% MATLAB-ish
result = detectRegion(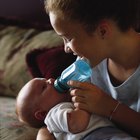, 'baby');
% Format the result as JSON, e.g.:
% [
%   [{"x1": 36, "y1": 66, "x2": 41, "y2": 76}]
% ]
[{"x1": 16, "y1": 78, "x2": 135, "y2": 140}]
